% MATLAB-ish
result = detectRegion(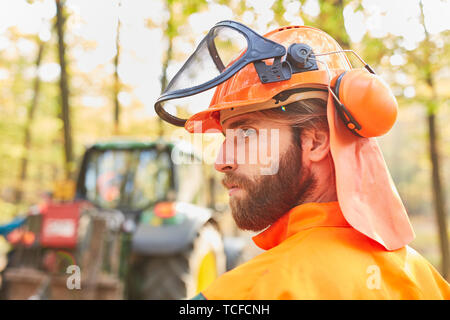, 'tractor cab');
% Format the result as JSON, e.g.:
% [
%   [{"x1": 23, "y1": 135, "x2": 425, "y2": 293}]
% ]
[{"x1": 77, "y1": 140, "x2": 204, "y2": 216}]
